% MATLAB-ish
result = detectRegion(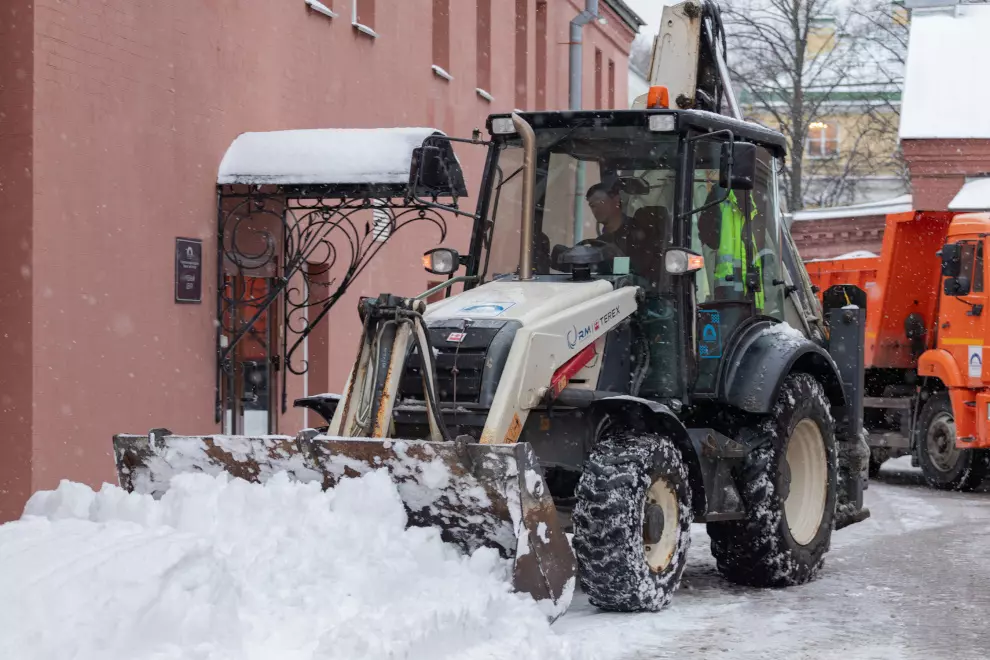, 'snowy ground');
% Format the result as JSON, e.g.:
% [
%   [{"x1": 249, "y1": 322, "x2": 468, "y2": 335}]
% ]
[
  {"x1": 3, "y1": 456, "x2": 989, "y2": 660},
  {"x1": 557, "y1": 456, "x2": 990, "y2": 659}
]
